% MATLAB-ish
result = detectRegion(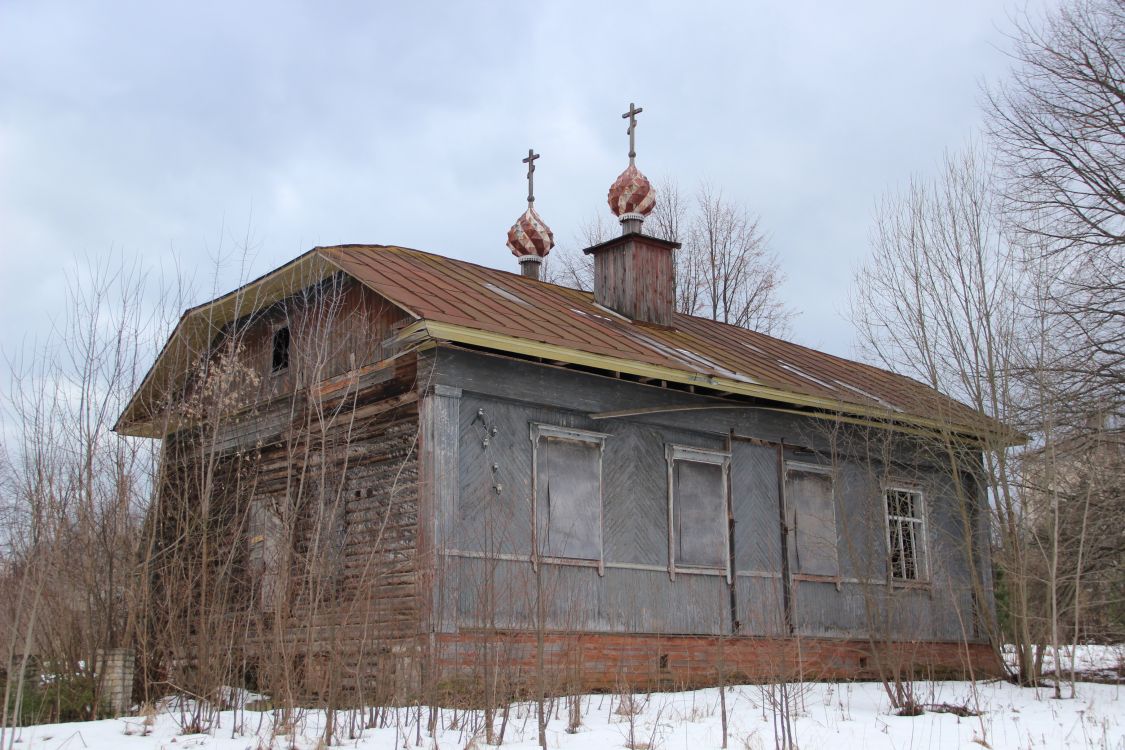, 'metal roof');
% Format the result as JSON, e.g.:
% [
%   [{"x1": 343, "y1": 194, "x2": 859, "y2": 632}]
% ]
[
  {"x1": 116, "y1": 243, "x2": 1010, "y2": 441},
  {"x1": 320, "y1": 245, "x2": 1003, "y2": 439}
]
